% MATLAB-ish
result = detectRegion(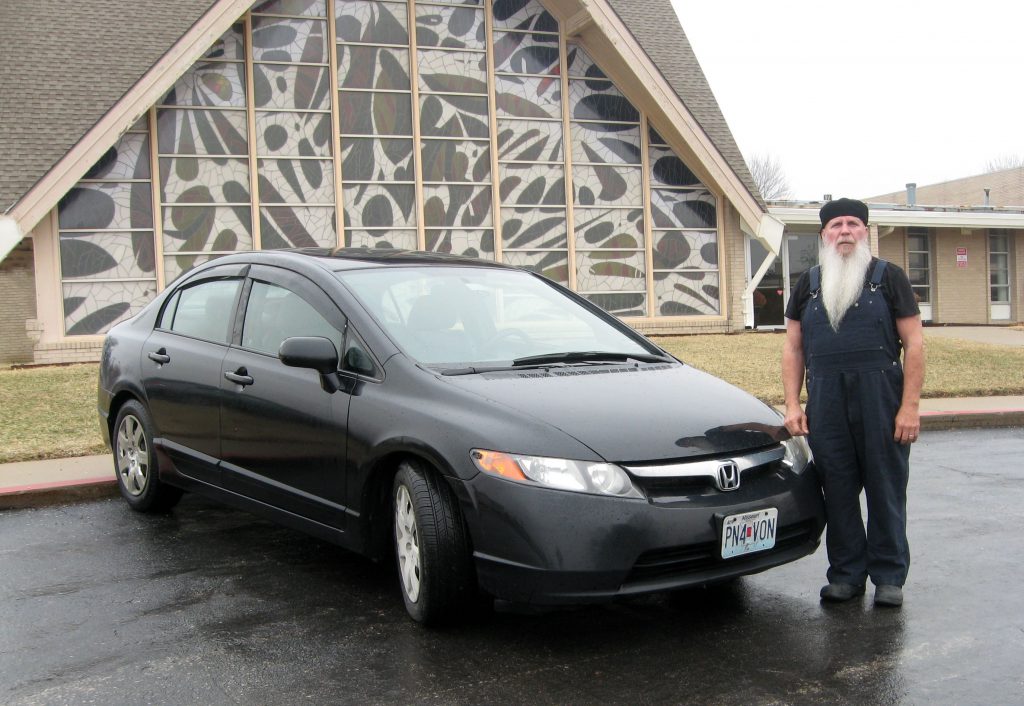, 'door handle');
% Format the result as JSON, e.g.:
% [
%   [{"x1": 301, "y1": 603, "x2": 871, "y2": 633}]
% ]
[
  {"x1": 147, "y1": 349, "x2": 170, "y2": 364},
  {"x1": 224, "y1": 369, "x2": 254, "y2": 387}
]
